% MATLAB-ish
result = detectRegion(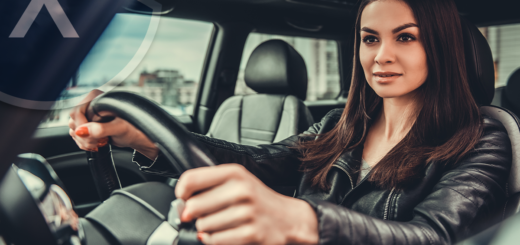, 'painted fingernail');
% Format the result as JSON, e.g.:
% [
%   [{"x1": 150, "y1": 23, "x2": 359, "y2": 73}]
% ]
[
  {"x1": 199, "y1": 232, "x2": 210, "y2": 243},
  {"x1": 97, "y1": 137, "x2": 109, "y2": 147},
  {"x1": 75, "y1": 126, "x2": 89, "y2": 137},
  {"x1": 181, "y1": 211, "x2": 191, "y2": 222}
]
